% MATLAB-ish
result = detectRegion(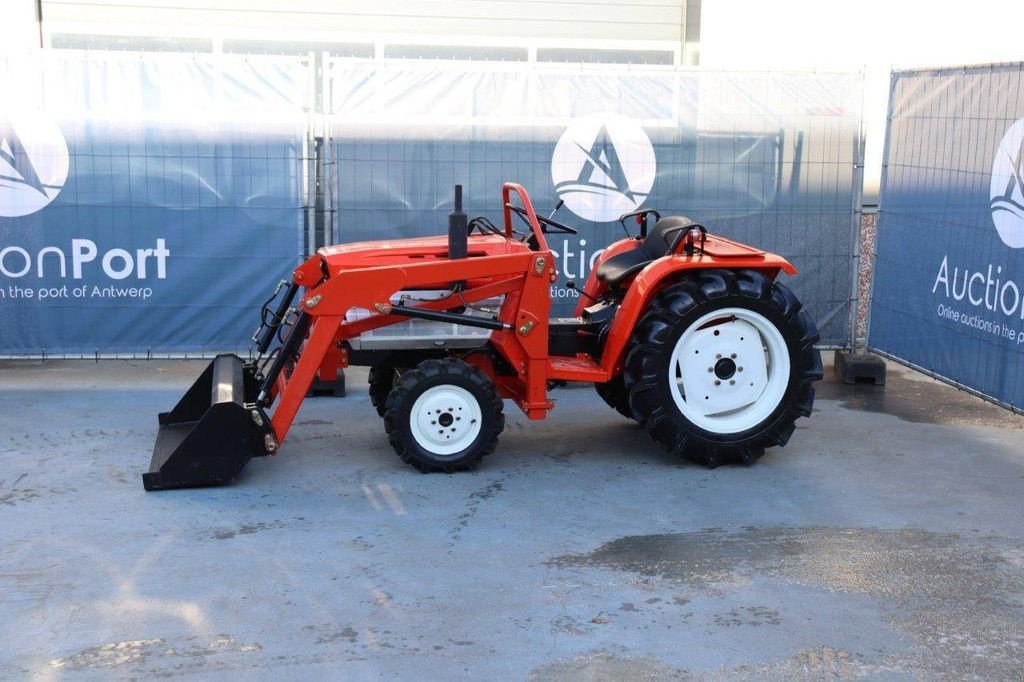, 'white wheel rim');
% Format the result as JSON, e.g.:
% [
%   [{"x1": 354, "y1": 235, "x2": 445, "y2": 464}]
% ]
[
  {"x1": 409, "y1": 385, "x2": 483, "y2": 456},
  {"x1": 667, "y1": 307, "x2": 791, "y2": 435}
]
